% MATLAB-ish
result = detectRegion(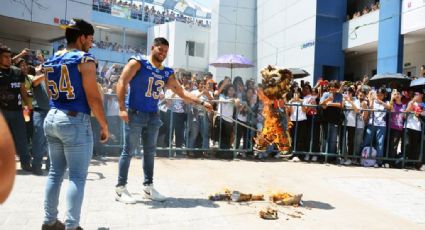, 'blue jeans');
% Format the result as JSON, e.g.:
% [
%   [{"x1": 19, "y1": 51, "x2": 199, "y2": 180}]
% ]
[
  {"x1": 362, "y1": 125, "x2": 386, "y2": 160},
  {"x1": 43, "y1": 109, "x2": 93, "y2": 229},
  {"x1": 322, "y1": 123, "x2": 339, "y2": 154},
  {"x1": 32, "y1": 110, "x2": 49, "y2": 170},
  {"x1": 189, "y1": 114, "x2": 209, "y2": 149},
  {"x1": 117, "y1": 109, "x2": 163, "y2": 186},
  {"x1": 2, "y1": 110, "x2": 30, "y2": 165}
]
